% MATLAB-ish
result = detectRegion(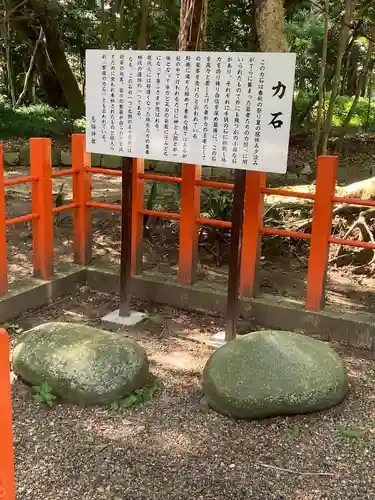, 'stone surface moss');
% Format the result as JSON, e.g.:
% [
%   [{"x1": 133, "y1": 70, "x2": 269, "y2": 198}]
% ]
[
  {"x1": 202, "y1": 330, "x2": 348, "y2": 420},
  {"x1": 13, "y1": 322, "x2": 149, "y2": 405}
]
